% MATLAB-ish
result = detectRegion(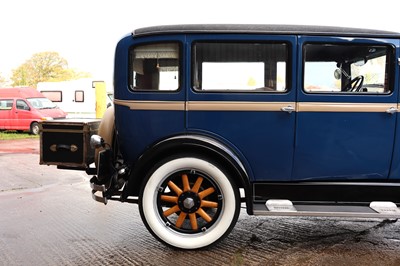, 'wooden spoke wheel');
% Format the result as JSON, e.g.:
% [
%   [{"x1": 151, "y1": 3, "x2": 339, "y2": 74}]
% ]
[
  {"x1": 158, "y1": 171, "x2": 222, "y2": 233},
  {"x1": 139, "y1": 156, "x2": 240, "y2": 250}
]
